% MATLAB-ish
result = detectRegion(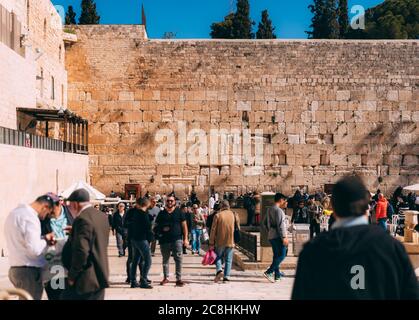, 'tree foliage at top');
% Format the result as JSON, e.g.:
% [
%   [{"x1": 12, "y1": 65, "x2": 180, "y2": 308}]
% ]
[
  {"x1": 210, "y1": 0, "x2": 254, "y2": 39},
  {"x1": 210, "y1": 13, "x2": 235, "y2": 39},
  {"x1": 256, "y1": 10, "x2": 277, "y2": 39},
  {"x1": 232, "y1": 0, "x2": 255, "y2": 38},
  {"x1": 338, "y1": 0, "x2": 349, "y2": 37},
  {"x1": 306, "y1": 0, "x2": 340, "y2": 39},
  {"x1": 79, "y1": 0, "x2": 100, "y2": 25},
  {"x1": 347, "y1": 0, "x2": 419, "y2": 39},
  {"x1": 65, "y1": 5, "x2": 77, "y2": 25}
]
